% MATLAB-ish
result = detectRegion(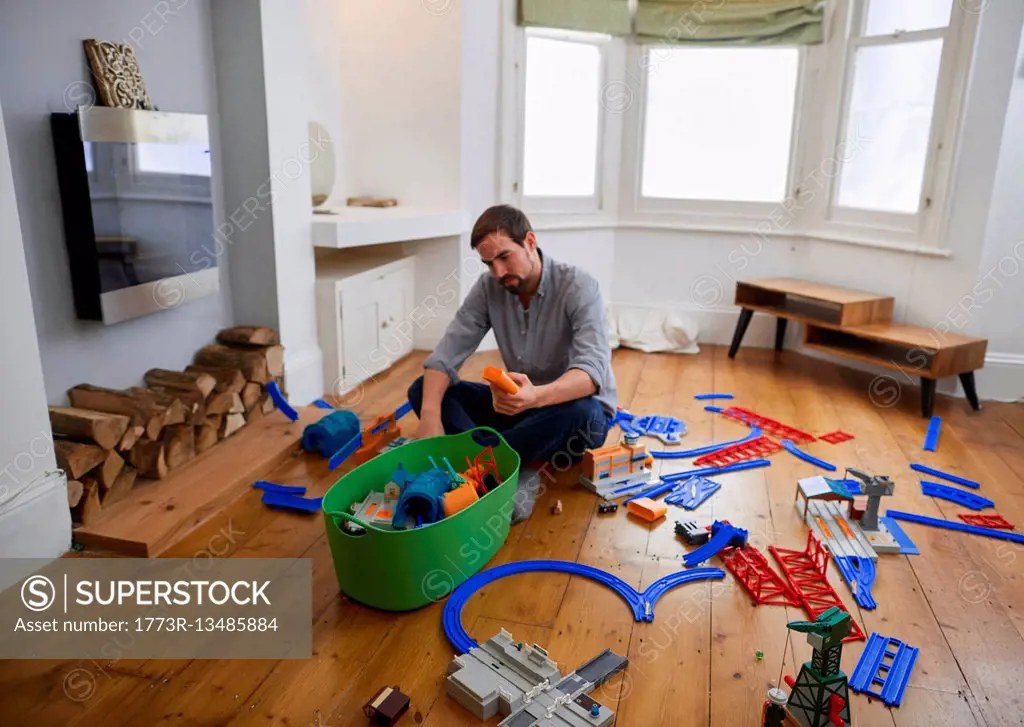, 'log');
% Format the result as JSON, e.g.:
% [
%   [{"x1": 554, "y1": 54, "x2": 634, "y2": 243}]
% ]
[
  {"x1": 195, "y1": 416, "x2": 222, "y2": 453},
  {"x1": 216, "y1": 325, "x2": 279, "y2": 346},
  {"x1": 96, "y1": 450, "x2": 125, "y2": 491},
  {"x1": 101, "y1": 466, "x2": 137, "y2": 507},
  {"x1": 54, "y1": 440, "x2": 108, "y2": 480},
  {"x1": 148, "y1": 385, "x2": 206, "y2": 425},
  {"x1": 118, "y1": 425, "x2": 144, "y2": 453},
  {"x1": 184, "y1": 365, "x2": 245, "y2": 395},
  {"x1": 144, "y1": 368, "x2": 216, "y2": 398},
  {"x1": 130, "y1": 387, "x2": 186, "y2": 429},
  {"x1": 67, "y1": 480, "x2": 84, "y2": 508},
  {"x1": 245, "y1": 404, "x2": 265, "y2": 425},
  {"x1": 48, "y1": 406, "x2": 129, "y2": 450},
  {"x1": 130, "y1": 440, "x2": 168, "y2": 479},
  {"x1": 220, "y1": 413, "x2": 246, "y2": 439},
  {"x1": 72, "y1": 477, "x2": 102, "y2": 525},
  {"x1": 67, "y1": 384, "x2": 157, "y2": 434},
  {"x1": 241, "y1": 382, "x2": 262, "y2": 413},
  {"x1": 205, "y1": 390, "x2": 235, "y2": 415},
  {"x1": 228, "y1": 392, "x2": 245, "y2": 415},
  {"x1": 260, "y1": 345, "x2": 285, "y2": 378},
  {"x1": 162, "y1": 425, "x2": 195, "y2": 470},
  {"x1": 262, "y1": 393, "x2": 275, "y2": 414},
  {"x1": 194, "y1": 344, "x2": 270, "y2": 384}
]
